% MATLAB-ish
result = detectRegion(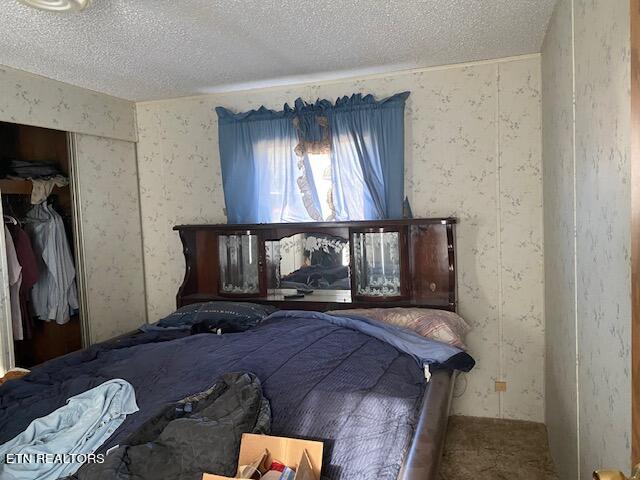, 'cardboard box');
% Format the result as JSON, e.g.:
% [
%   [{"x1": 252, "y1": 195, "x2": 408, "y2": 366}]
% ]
[{"x1": 203, "y1": 433, "x2": 323, "y2": 480}]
